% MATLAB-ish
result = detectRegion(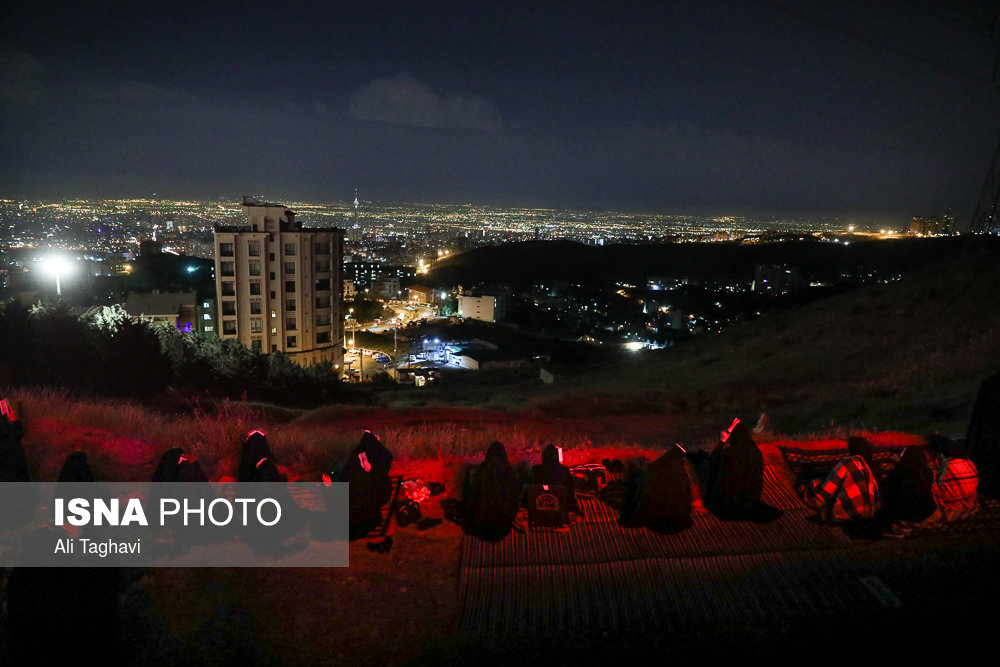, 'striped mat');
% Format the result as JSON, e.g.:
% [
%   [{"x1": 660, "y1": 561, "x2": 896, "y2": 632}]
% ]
[
  {"x1": 459, "y1": 549, "x2": 883, "y2": 636},
  {"x1": 458, "y1": 466, "x2": 870, "y2": 636}
]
